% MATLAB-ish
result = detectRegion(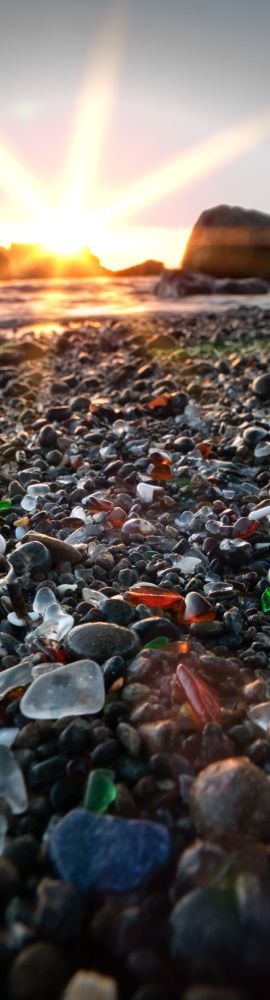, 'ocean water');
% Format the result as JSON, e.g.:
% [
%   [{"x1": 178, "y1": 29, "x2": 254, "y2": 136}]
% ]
[{"x1": 0, "y1": 276, "x2": 270, "y2": 329}]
